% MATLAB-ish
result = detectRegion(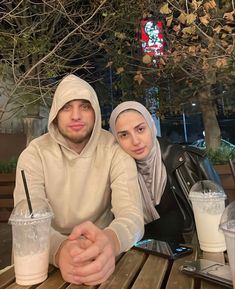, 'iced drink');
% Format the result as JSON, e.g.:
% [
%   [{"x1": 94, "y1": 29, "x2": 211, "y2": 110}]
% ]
[
  {"x1": 9, "y1": 198, "x2": 53, "y2": 285},
  {"x1": 189, "y1": 180, "x2": 226, "y2": 252},
  {"x1": 220, "y1": 202, "x2": 235, "y2": 288}
]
